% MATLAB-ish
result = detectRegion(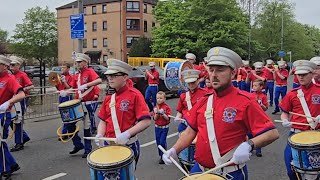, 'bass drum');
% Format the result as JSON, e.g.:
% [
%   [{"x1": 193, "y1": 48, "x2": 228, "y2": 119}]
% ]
[{"x1": 164, "y1": 61, "x2": 194, "y2": 91}]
